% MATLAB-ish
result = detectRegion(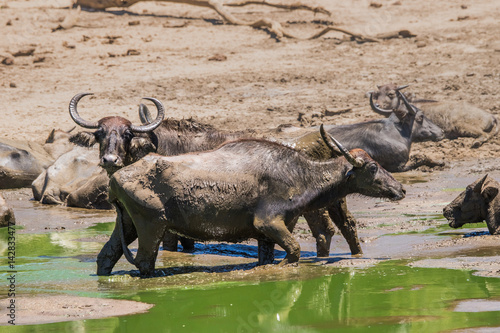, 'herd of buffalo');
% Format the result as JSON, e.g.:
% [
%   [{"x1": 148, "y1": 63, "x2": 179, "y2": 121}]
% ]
[{"x1": 1, "y1": 84, "x2": 498, "y2": 277}]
